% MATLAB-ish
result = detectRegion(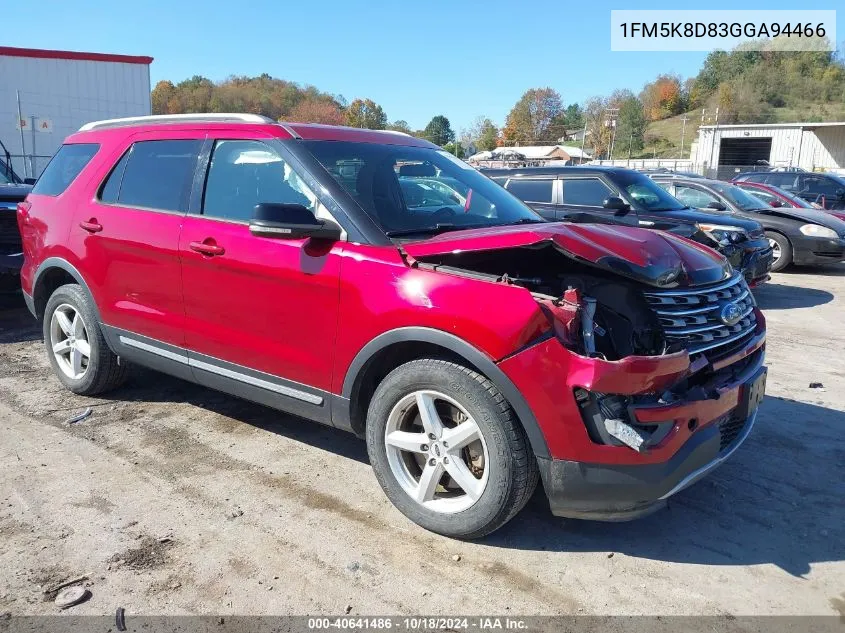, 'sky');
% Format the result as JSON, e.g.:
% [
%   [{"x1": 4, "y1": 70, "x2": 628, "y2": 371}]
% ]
[{"x1": 4, "y1": 0, "x2": 842, "y2": 133}]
